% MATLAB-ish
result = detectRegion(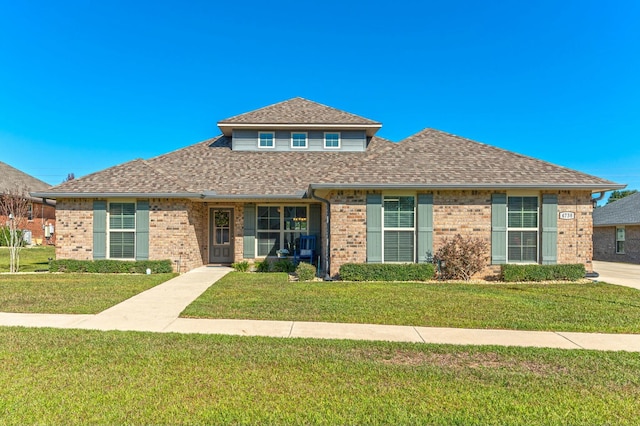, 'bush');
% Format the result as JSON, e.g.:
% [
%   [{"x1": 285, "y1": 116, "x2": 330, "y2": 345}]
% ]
[
  {"x1": 434, "y1": 234, "x2": 489, "y2": 281},
  {"x1": 272, "y1": 259, "x2": 295, "y2": 273},
  {"x1": 255, "y1": 261, "x2": 271, "y2": 273},
  {"x1": 339, "y1": 263, "x2": 435, "y2": 281},
  {"x1": 49, "y1": 259, "x2": 173, "y2": 273},
  {"x1": 0, "y1": 227, "x2": 24, "y2": 246},
  {"x1": 501, "y1": 264, "x2": 586, "y2": 282},
  {"x1": 296, "y1": 262, "x2": 316, "y2": 281},
  {"x1": 231, "y1": 261, "x2": 250, "y2": 272}
]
